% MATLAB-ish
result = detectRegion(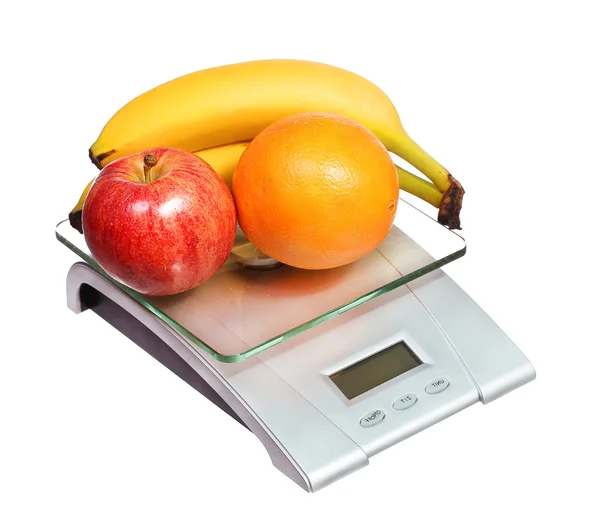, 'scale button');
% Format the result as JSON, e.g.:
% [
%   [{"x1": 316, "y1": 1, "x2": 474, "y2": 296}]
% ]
[
  {"x1": 360, "y1": 409, "x2": 385, "y2": 428},
  {"x1": 425, "y1": 377, "x2": 450, "y2": 395},
  {"x1": 393, "y1": 393, "x2": 418, "y2": 411}
]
